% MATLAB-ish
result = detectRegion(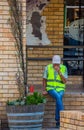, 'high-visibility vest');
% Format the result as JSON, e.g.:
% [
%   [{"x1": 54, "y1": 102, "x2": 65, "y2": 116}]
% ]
[{"x1": 46, "y1": 64, "x2": 66, "y2": 92}]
